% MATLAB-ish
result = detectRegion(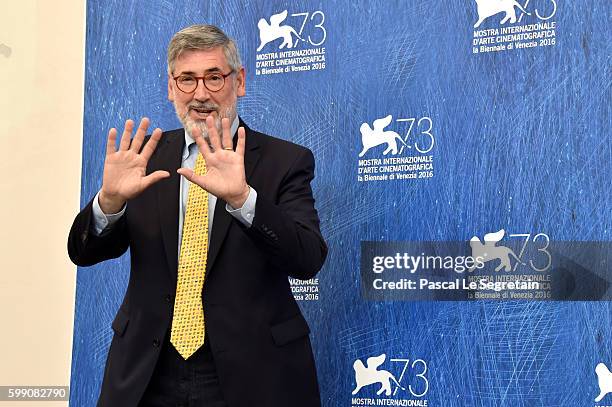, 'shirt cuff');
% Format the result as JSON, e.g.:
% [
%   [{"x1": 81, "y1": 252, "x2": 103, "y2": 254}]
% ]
[
  {"x1": 225, "y1": 186, "x2": 257, "y2": 228},
  {"x1": 91, "y1": 191, "x2": 126, "y2": 235}
]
